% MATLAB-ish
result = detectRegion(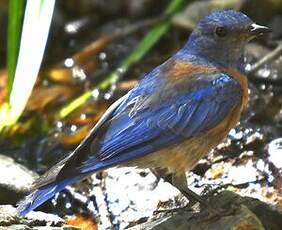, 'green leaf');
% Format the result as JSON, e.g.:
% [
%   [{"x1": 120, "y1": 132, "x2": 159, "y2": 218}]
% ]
[
  {"x1": 7, "y1": 0, "x2": 24, "y2": 98},
  {"x1": 59, "y1": 0, "x2": 185, "y2": 118},
  {"x1": 0, "y1": 0, "x2": 56, "y2": 131}
]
